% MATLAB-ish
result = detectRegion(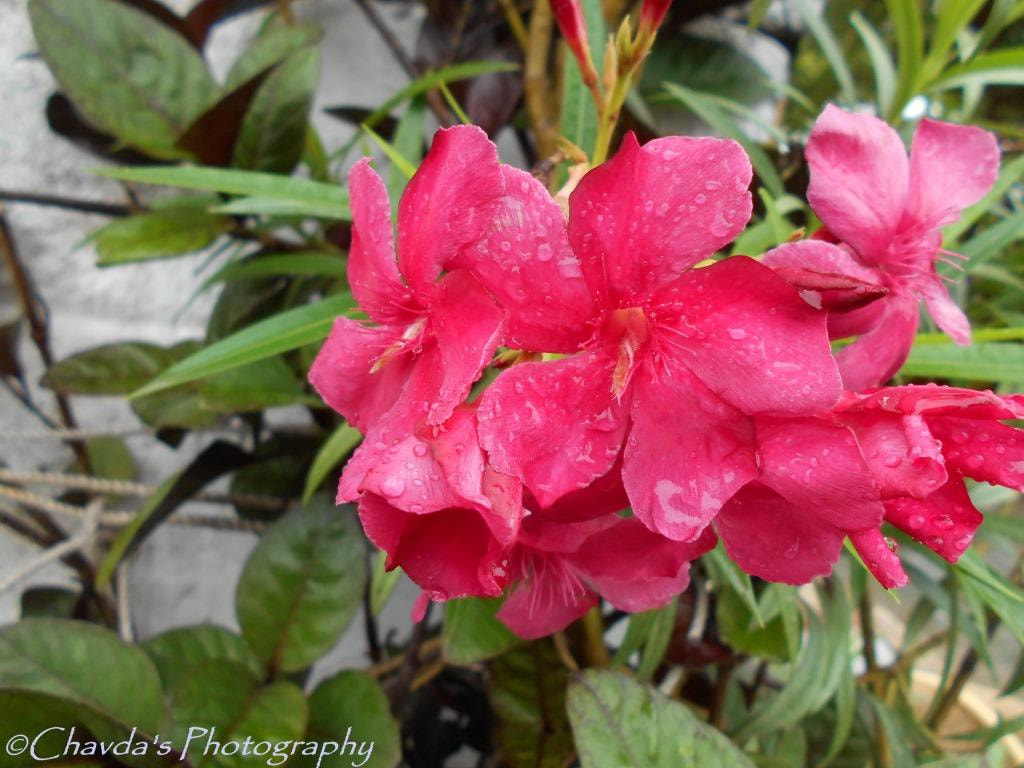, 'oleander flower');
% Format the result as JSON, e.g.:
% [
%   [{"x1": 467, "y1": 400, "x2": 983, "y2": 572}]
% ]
[
  {"x1": 837, "y1": 385, "x2": 1024, "y2": 588},
  {"x1": 357, "y1": 406, "x2": 522, "y2": 601},
  {"x1": 477, "y1": 132, "x2": 842, "y2": 542},
  {"x1": 765, "y1": 105, "x2": 1000, "y2": 390},
  {"x1": 309, "y1": 126, "x2": 510, "y2": 500}
]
